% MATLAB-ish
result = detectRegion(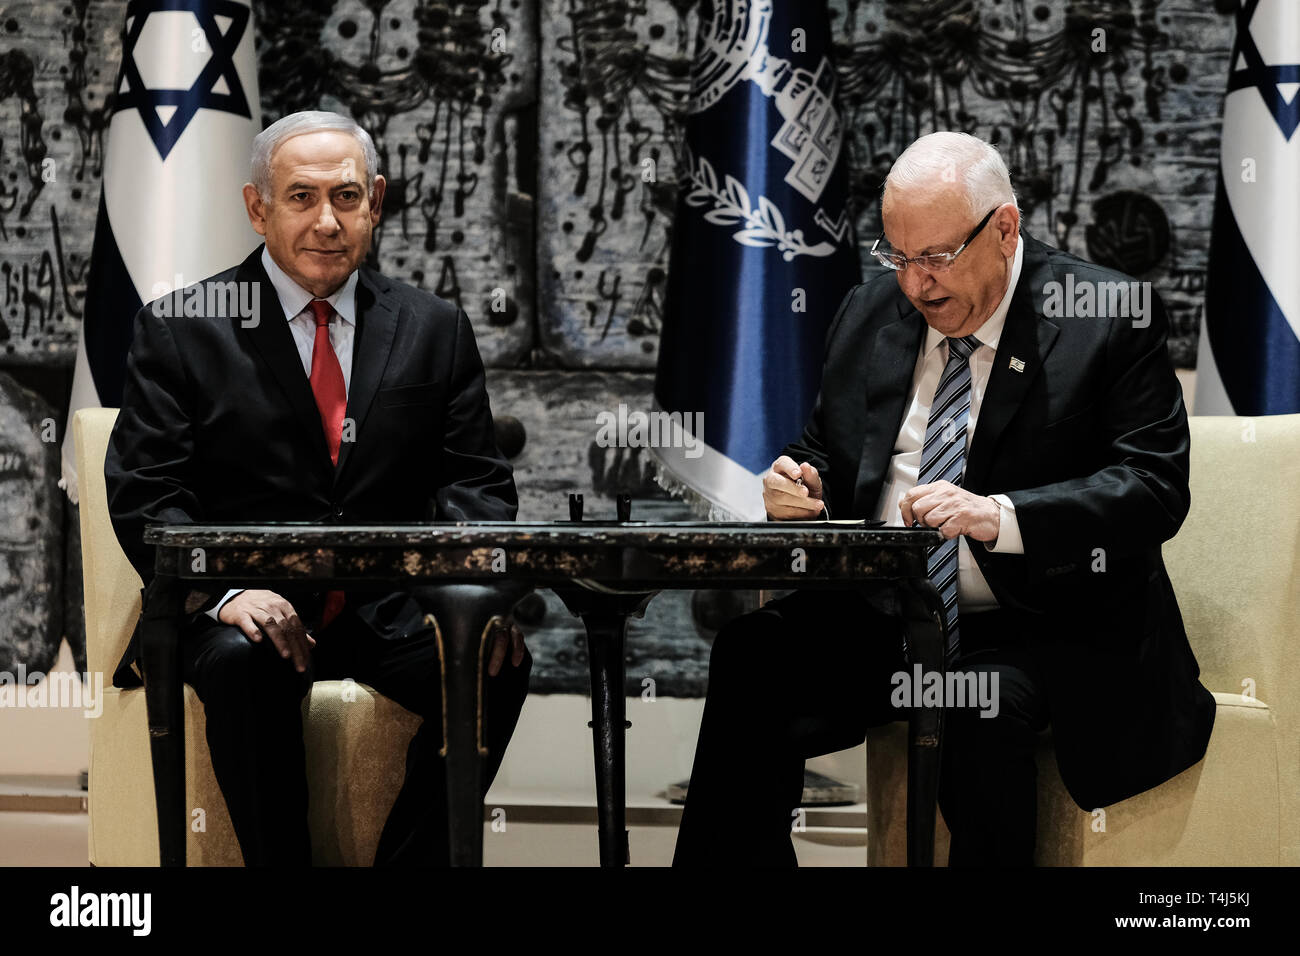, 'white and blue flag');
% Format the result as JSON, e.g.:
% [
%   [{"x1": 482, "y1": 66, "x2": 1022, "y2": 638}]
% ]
[
  {"x1": 1197, "y1": 0, "x2": 1300, "y2": 415},
  {"x1": 61, "y1": 0, "x2": 261, "y2": 501},
  {"x1": 653, "y1": 0, "x2": 860, "y2": 518}
]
